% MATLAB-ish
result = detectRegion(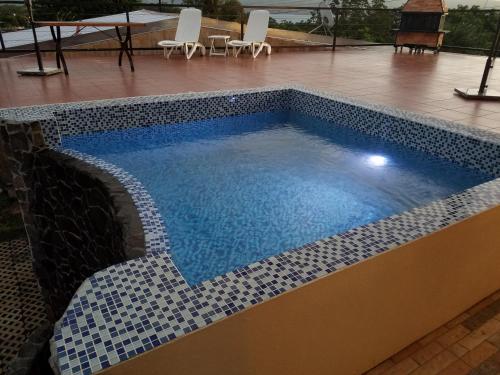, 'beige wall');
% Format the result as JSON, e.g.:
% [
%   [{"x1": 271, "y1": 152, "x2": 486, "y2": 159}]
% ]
[{"x1": 100, "y1": 205, "x2": 500, "y2": 375}]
